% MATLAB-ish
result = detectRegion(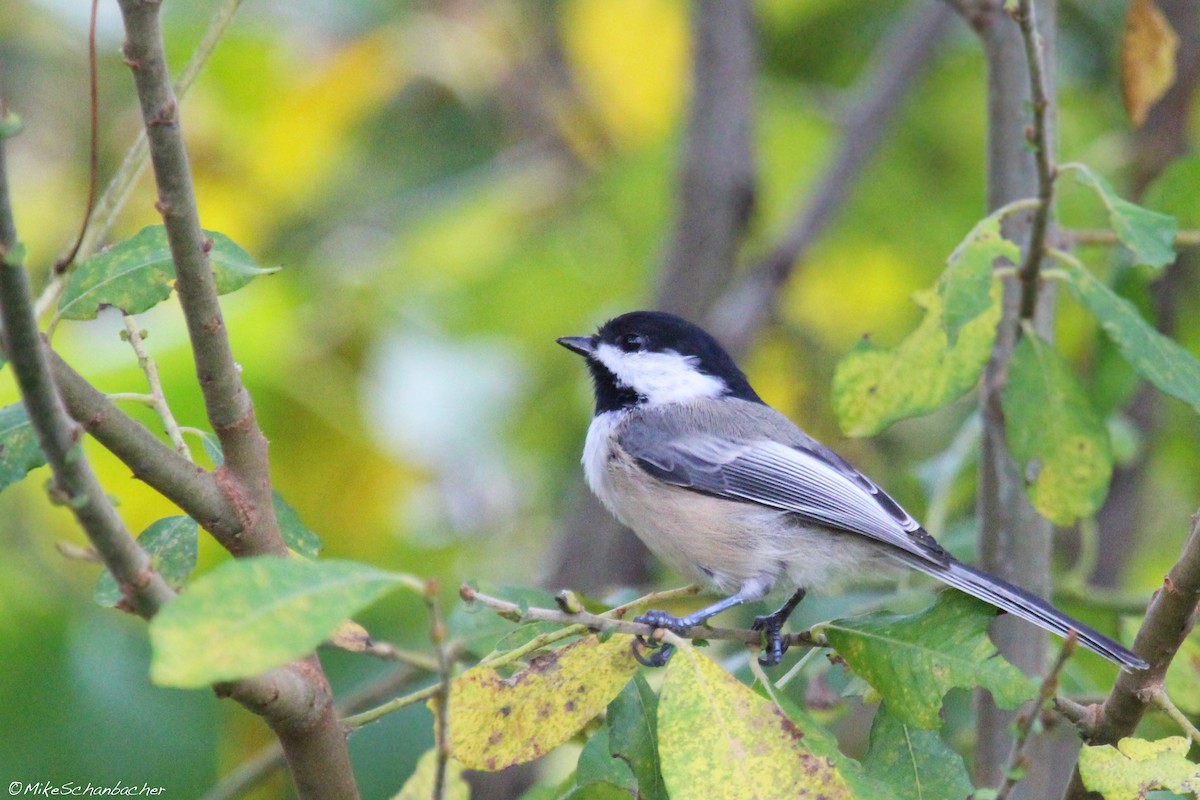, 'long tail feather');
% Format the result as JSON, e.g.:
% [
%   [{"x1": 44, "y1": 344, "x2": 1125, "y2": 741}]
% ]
[{"x1": 896, "y1": 553, "x2": 1147, "y2": 670}]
